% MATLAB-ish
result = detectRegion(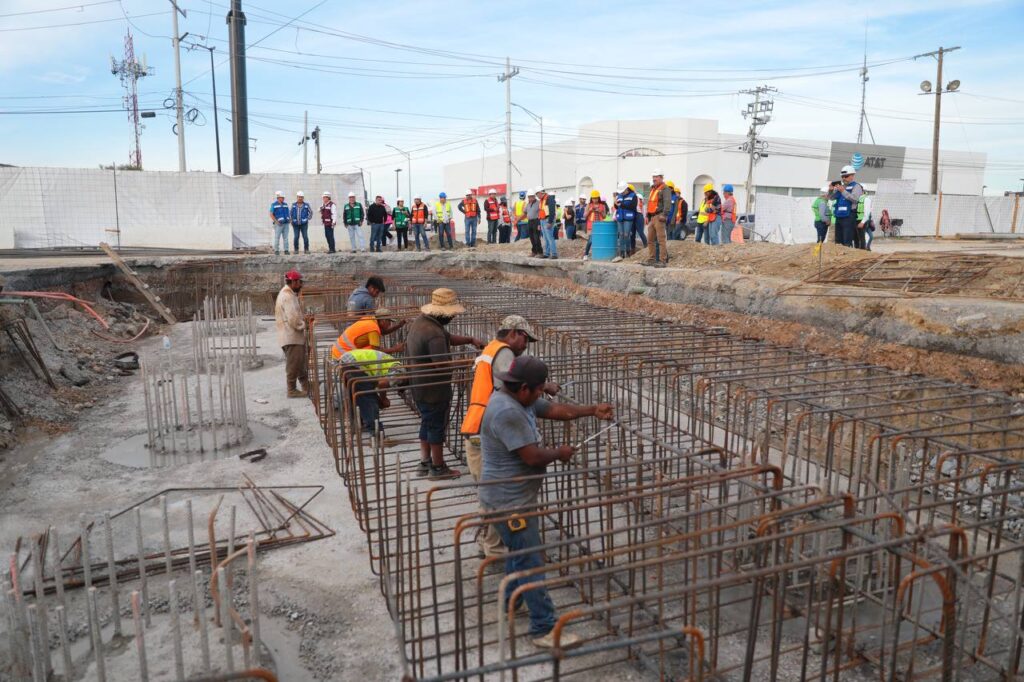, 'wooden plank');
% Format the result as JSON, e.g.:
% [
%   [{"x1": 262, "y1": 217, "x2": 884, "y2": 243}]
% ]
[{"x1": 99, "y1": 242, "x2": 177, "y2": 324}]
